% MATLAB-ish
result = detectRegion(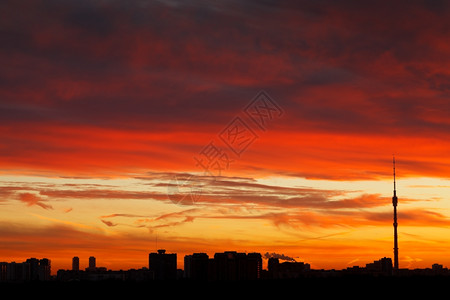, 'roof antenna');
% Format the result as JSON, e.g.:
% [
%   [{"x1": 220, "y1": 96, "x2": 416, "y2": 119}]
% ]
[{"x1": 393, "y1": 155, "x2": 396, "y2": 197}]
